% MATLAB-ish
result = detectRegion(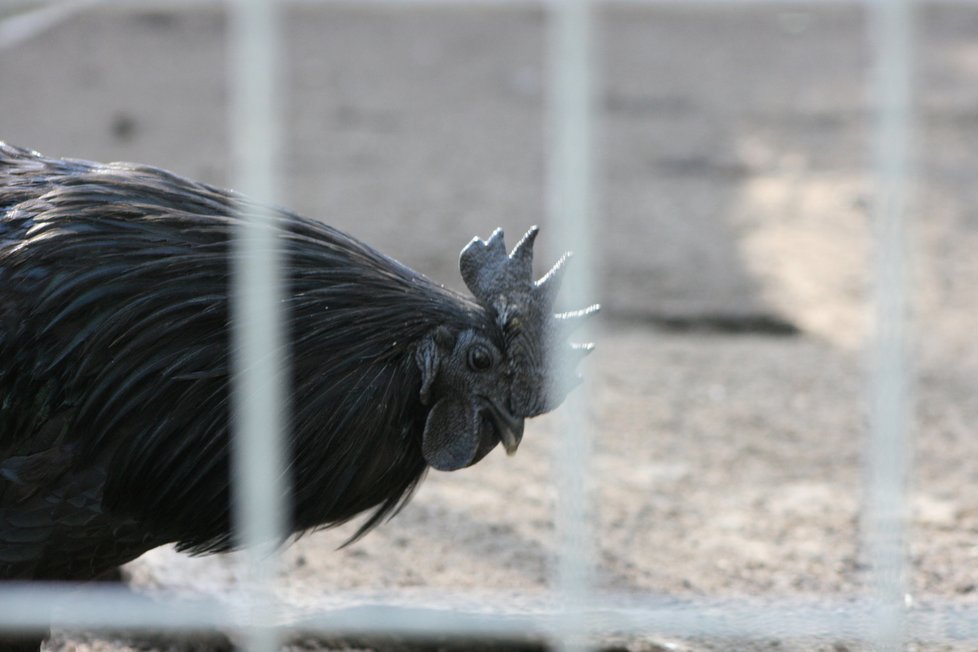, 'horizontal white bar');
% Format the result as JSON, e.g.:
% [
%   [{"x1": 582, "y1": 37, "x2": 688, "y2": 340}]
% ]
[
  {"x1": 21, "y1": 0, "x2": 978, "y2": 11},
  {"x1": 2, "y1": 587, "x2": 978, "y2": 642}
]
